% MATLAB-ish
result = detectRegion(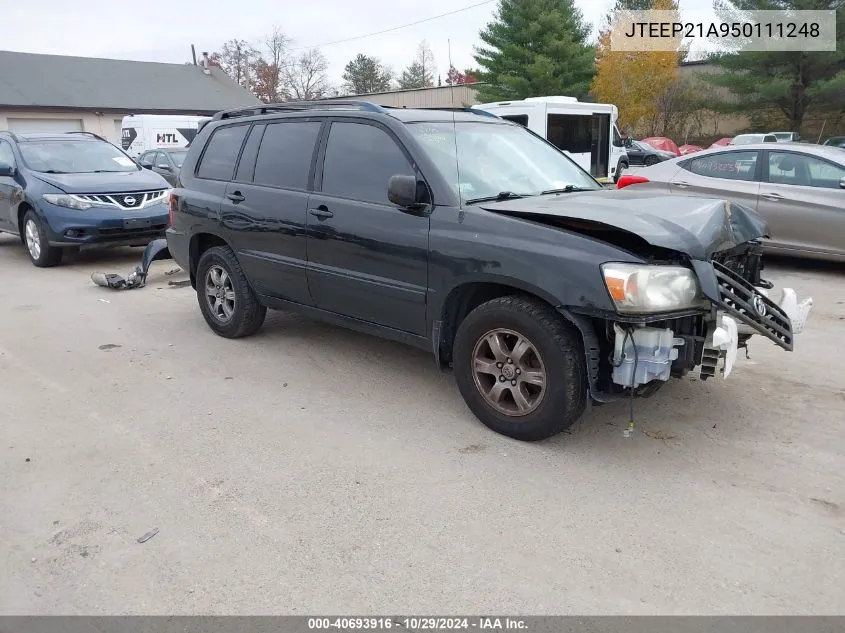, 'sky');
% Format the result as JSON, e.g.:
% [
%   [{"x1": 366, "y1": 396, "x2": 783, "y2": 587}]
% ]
[{"x1": 2, "y1": 0, "x2": 716, "y2": 90}]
